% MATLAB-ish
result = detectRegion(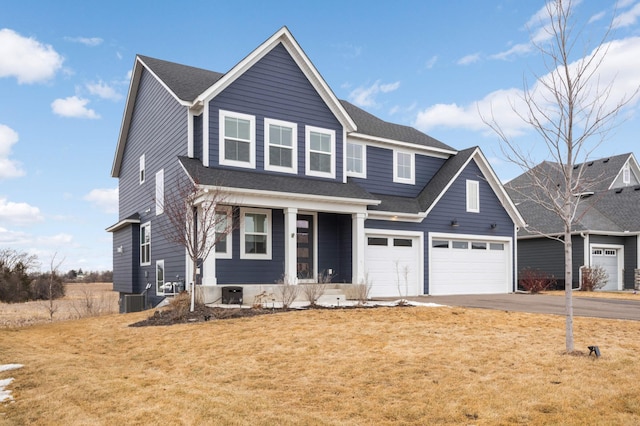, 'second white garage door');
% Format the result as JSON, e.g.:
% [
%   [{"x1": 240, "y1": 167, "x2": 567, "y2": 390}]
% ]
[
  {"x1": 364, "y1": 232, "x2": 422, "y2": 298},
  {"x1": 429, "y1": 234, "x2": 511, "y2": 295}
]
